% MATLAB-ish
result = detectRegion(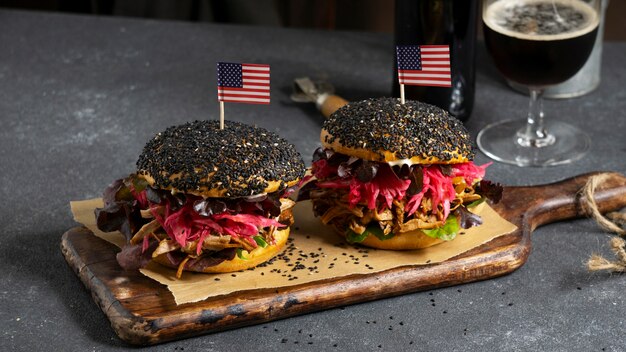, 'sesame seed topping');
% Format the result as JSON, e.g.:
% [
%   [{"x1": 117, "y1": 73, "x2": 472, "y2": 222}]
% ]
[
  {"x1": 136, "y1": 120, "x2": 305, "y2": 197},
  {"x1": 323, "y1": 97, "x2": 474, "y2": 161}
]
